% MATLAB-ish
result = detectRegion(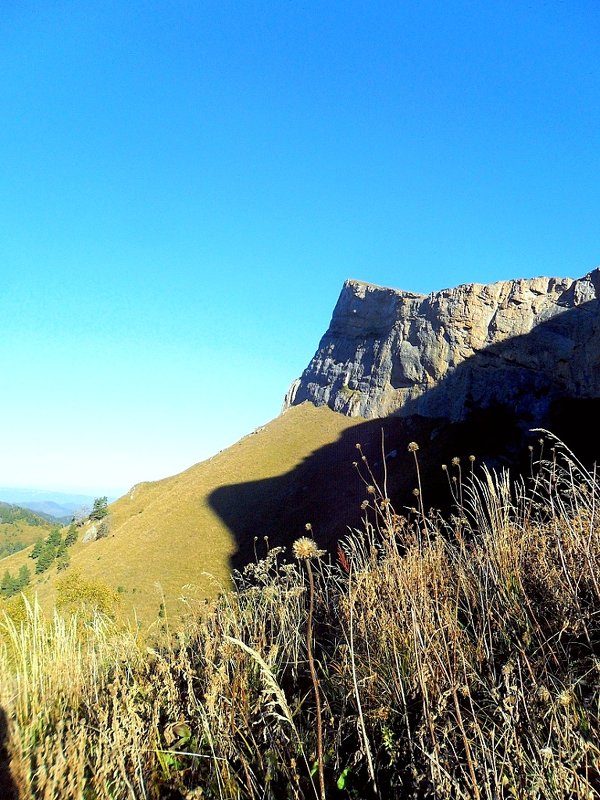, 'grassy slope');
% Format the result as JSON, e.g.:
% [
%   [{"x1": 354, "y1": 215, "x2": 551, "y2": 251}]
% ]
[
  {"x1": 0, "y1": 503, "x2": 55, "y2": 560},
  {"x1": 2, "y1": 398, "x2": 555, "y2": 623},
  {"x1": 0, "y1": 522, "x2": 49, "y2": 554},
  {"x1": 4, "y1": 404, "x2": 363, "y2": 622}
]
